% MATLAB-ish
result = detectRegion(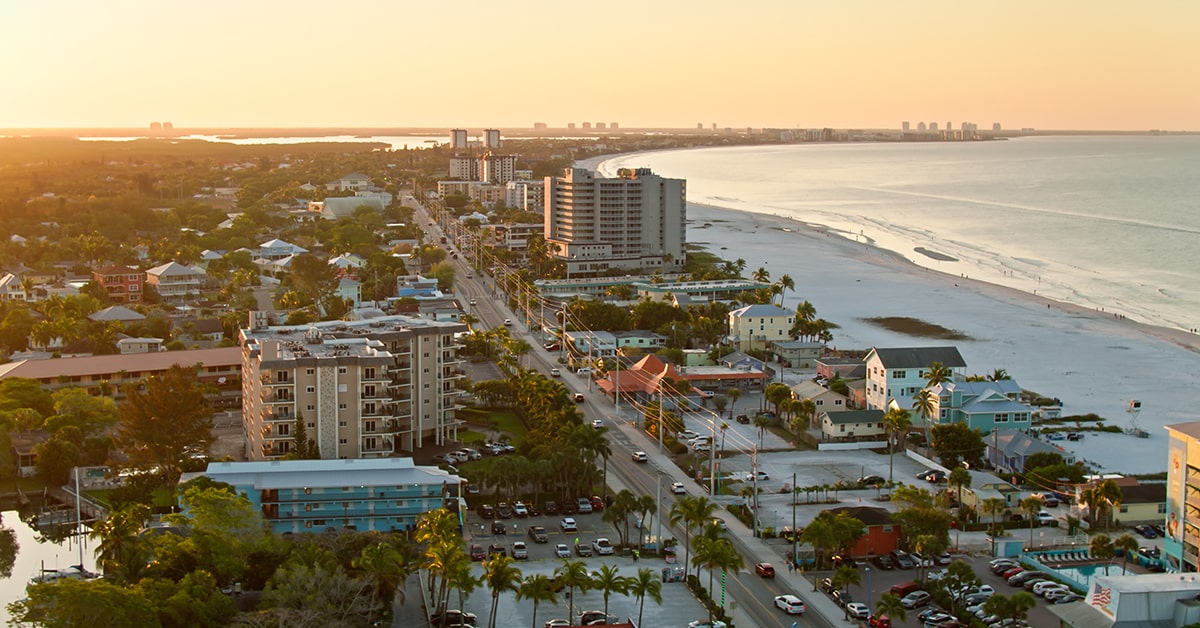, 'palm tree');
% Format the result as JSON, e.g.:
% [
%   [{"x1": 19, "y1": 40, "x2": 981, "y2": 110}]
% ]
[
  {"x1": 874, "y1": 592, "x2": 907, "y2": 623},
  {"x1": 1090, "y1": 533, "x2": 1115, "y2": 575},
  {"x1": 670, "y1": 495, "x2": 716, "y2": 575},
  {"x1": 831, "y1": 565, "x2": 861, "y2": 611},
  {"x1": 516, "y1": 574, "x2": 558, "y2": 628},
  {"x1": 626, "y1": 567, "x2": 663, "y2": 627},
  {"x1": 1113, "y1": 533, "x2": 1140, "y2": 574},
  {"x1": 352, "y1": 542, "x2": 409, "y2": 609},
  {"x1": 775, "y1": 274, "x2": 795, "y2": 306},
  {"x1": 692, "y1": 537, "x2": 742, "y2": 613},
  {"x1": 948, "y1": 467, "x2": 972, "y2": 508},
  {"x1": 752, "y1": 414, "x2": 772, "y2": 450},
  {"x1": 1006, "y1": 591, "x2": 1037, "y2": 623},
  {"x1": 1020, "y1": 496, "x2": 1043, "y2": 546},
  {"x1": 882, "y1": 408, "x2": 912, "y2": 483},
  {"x1": 554, "y1": 559, "x2": 592, "y2": 622},
  {"x1": 752, "y1": 267, "x2": 770, "y2": 283},
  {"x1": 924, "y1": 361, "x2": 953, "y2": 388},
  {"x1": 988, "y1": 368, "x2": 1010, "y2": 381},
  {"x1": 91, "y1": 503, "x2": 150, "y2": 584},
  {"x1": 591, "y1": 564, "x2": 628, "y2": 620},
  {"x1": 911, "y1": 389, "x2": 937, "y2": 445},
  {"x1": 800, "y1": 517, "x2": 837, "y2": 580},
  {"x1": 727, "y1": 388, "x2": 742, "y2": 417}
]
